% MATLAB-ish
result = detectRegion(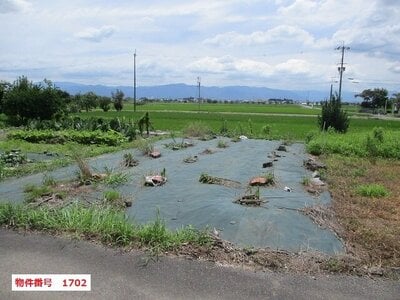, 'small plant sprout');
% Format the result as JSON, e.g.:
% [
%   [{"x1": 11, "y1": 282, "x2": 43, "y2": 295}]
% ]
[{"x1": 302, "y1": 177, "x2": 311, "y2": 186}]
